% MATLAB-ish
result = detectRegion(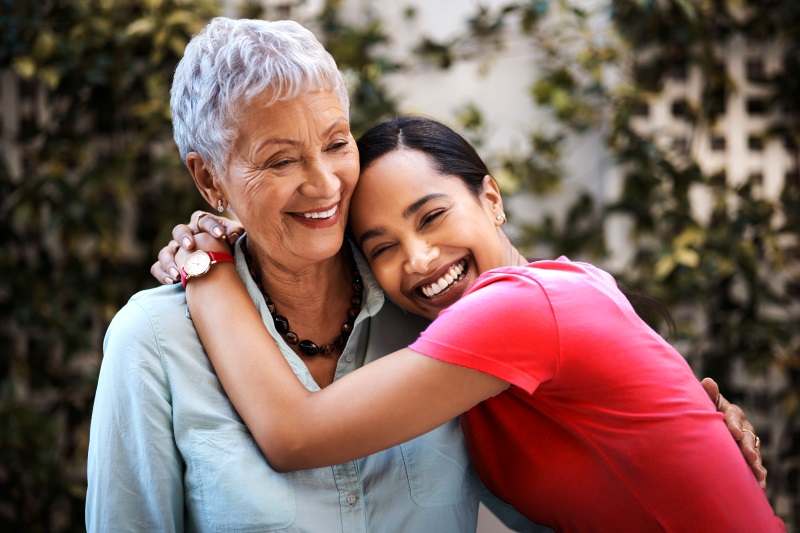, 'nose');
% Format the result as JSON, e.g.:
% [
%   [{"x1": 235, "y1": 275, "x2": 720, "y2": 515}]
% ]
[
  {"x1": 301, "y1": 158, "x2": 340, "y2": 198},
  {"x1": 403, "y1": 238, "x2": 439, "y2": 275}
]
